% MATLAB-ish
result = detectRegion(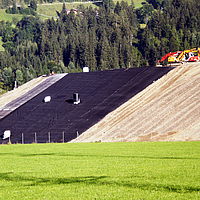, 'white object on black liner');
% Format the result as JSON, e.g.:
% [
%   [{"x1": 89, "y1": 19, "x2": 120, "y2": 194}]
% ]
[
  {"x1": 2, "y1": 130, "x2": 11, "y2": 140},
  {"x1": 73, "y1": 93, "x2": 80, "y2": 105},
  {"x1": 43, "y1": 96, "x2": 51, "y2": 103},
  {"x1": 83, "y1": 66, "x2": 89, "y2": 72},
  {"x1": 13, "y1": 81, "x2": 18, "y2": 90}
]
